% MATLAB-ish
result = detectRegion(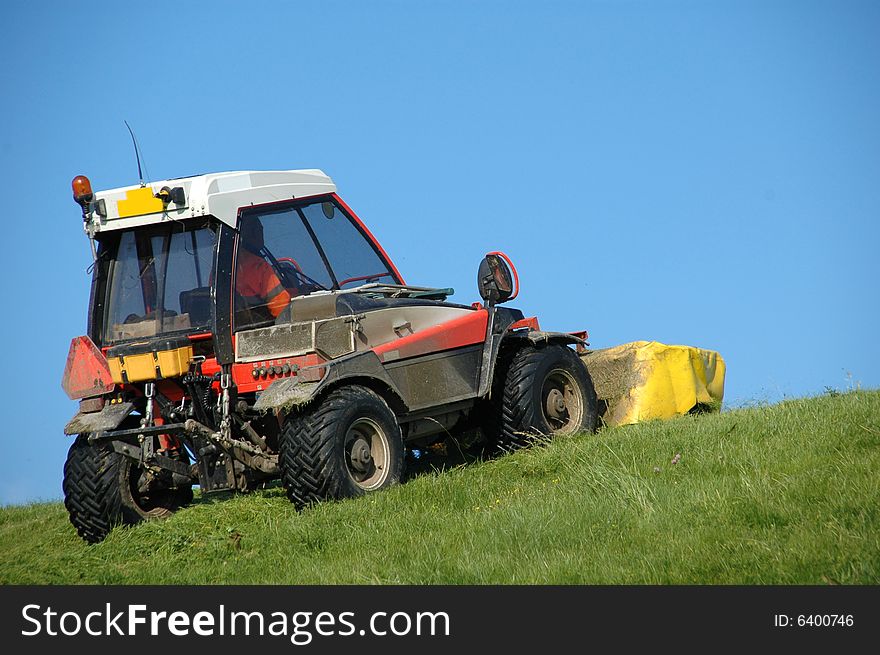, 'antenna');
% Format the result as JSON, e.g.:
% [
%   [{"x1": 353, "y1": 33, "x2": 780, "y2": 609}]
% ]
[{"x1": 123, "y1": 120, "x2": 146, "y2": 187}]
